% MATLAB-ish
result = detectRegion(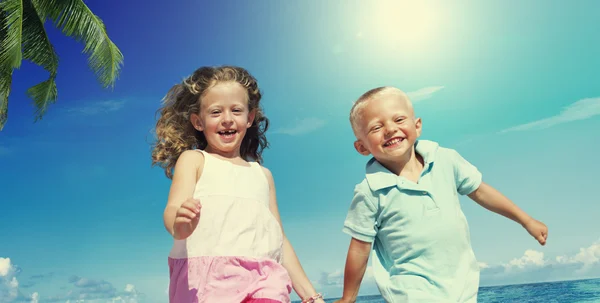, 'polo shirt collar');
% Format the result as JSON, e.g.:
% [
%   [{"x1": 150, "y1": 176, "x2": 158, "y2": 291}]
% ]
[{"x1": 365, "y1": 140, "x2": 439, "y2": 191}]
